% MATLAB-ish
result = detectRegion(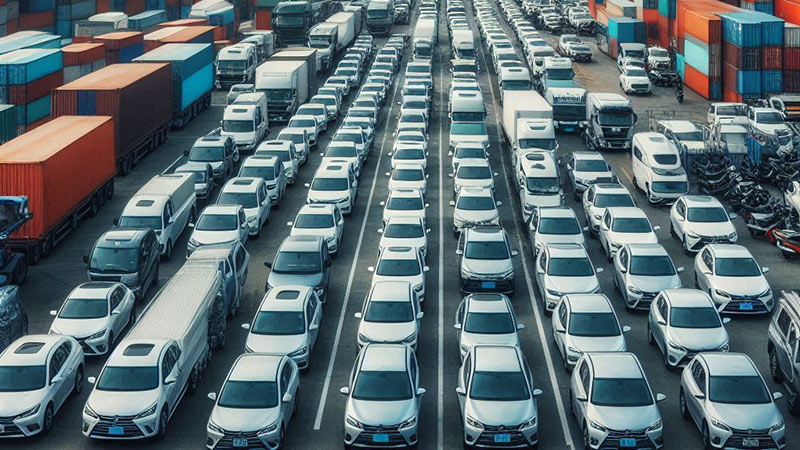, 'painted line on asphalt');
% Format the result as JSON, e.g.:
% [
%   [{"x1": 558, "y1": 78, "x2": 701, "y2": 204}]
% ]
[
  {"x1": 312, "y1": 61, "x2": 404, "y2": 431},
  {"x1": 476, "y1": 27, "x2": 577, "y2": 450},
  {"x1": 437, "y1": 16, "x2": 446, "y2": 450},
  {"x1": 620, "y1": 165, "x2": 634, "y2": 182}
]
